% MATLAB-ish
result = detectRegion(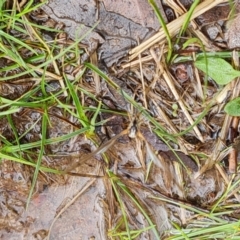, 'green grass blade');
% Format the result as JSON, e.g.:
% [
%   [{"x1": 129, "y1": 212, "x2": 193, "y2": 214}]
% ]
[
  {"x1": 210, "y1": 177, "x2": 240, "y2": 214},
  {"x1": 84, "y1": 62, "x2": 119, "y2": 89},
  {"x1": 109, "y1": 172, "x2": 132, "y2": 239},
  {"x1": 169, "y1": 221, "x2": 240, "y2": 239},
  {"x1": 26, "y1": 105, "x2": 48, "y2": 208},
  {"x1": 0, "y1": 106, "x2": 20, "y2": 116},
  {"x1": 173, "y1": 51, "x2": 240, "y2": 63},
  {"x1": 85, "y1": 62, "x2": 175, "y2": 141},
  {"x1": 1, "y1": 22, "x2": 99, "y2": 81},
  {"x1": 0, "y1": 96, "x2": 53, "y2": 109},
  {"x1": 0, "y1": 29, "x2": 37, "y2": 54},
  {"x1": 150, "y1": 195, "x2": 226, "y2": 223},
  {"x1": 0, "y1": 152, "x2": 61, "y2": 174},
  {"x1": 6, "y1": 114, "x2": 21, "y2": 154},
  {"x1": 3, "y1": 127, "x2": 89, "y2": 153},
  {"x1": 176, "y1": 0, "x2": 200, "y2": 44},
  {"x1": 0, "y1": 0, "x2": 7, "y2": 10},
  {"x1": 17, "y1": 1, "x2": 46, "y2": 17},
  {"x1": 148, "y1": 0, "x2": 172, "y2": 62},
  {"x1": 16, "y1": 117, "x2": 42, "y2": 144},
  {"x1": 117, "y1": 180, "x2": 161, "y2": 240},
  {"x1": 64, "y1": 74, "x2": 89, "y2": 128},
  {"x1": 89, "y1": 101, "x2": 102, "y2": 134}
]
